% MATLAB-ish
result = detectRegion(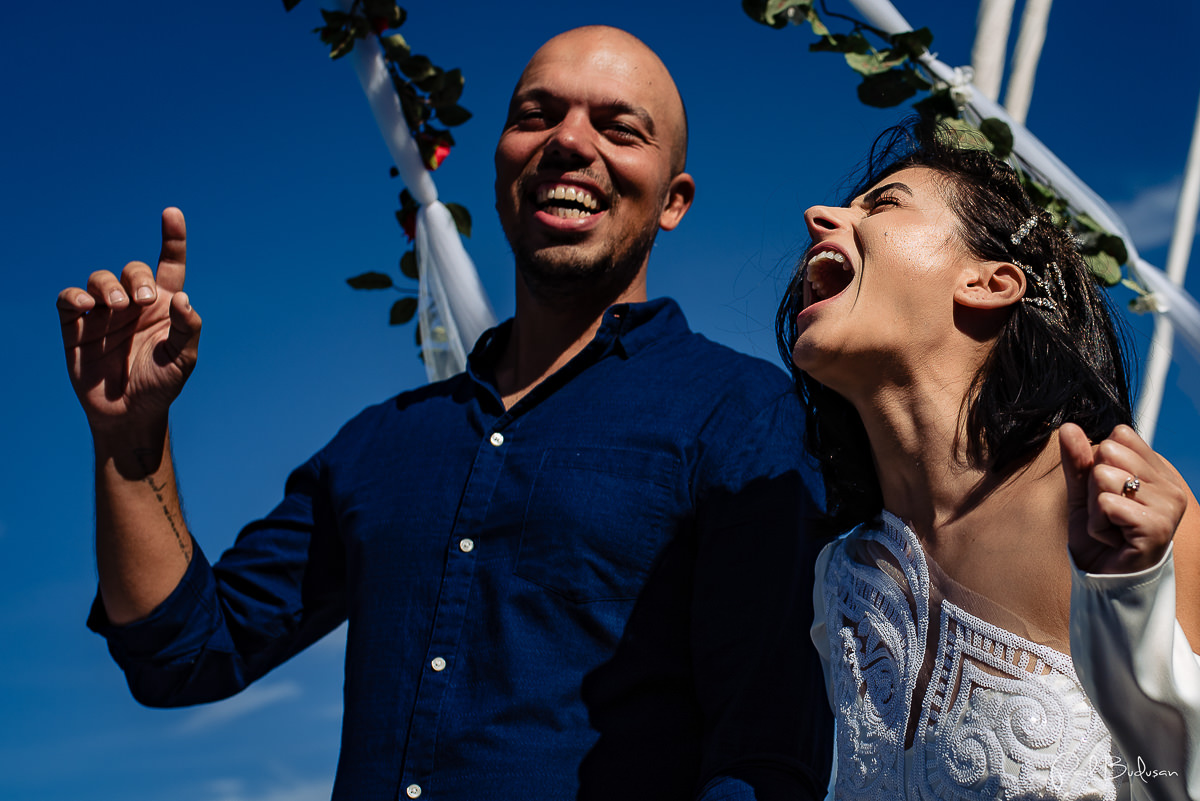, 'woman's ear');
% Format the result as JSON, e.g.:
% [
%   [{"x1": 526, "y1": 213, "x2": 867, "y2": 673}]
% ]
[{"x1": 955, "y1": 260, "x2": 1026, "y2": 309}]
